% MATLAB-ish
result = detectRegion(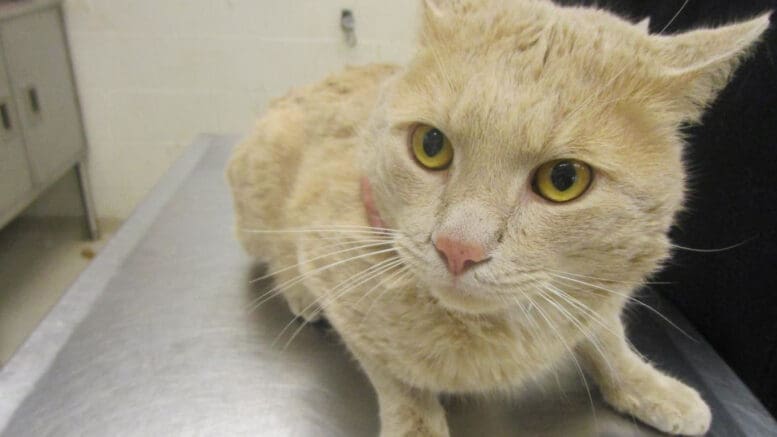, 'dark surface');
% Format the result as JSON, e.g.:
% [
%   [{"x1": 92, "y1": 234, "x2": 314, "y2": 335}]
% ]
[{"x1": 560, "y1": 0, "x2": 777, "y2": 417}]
